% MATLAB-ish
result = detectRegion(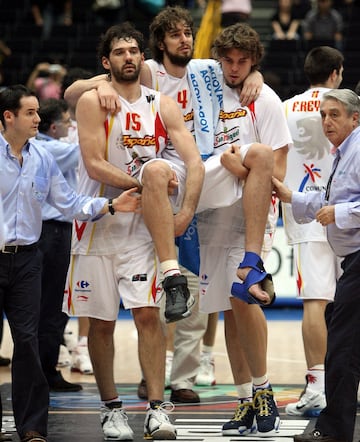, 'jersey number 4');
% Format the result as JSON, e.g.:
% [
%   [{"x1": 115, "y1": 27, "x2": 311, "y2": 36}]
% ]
[{"x1": 177, "y1": 89, "x2": 188, "y2": 109}]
